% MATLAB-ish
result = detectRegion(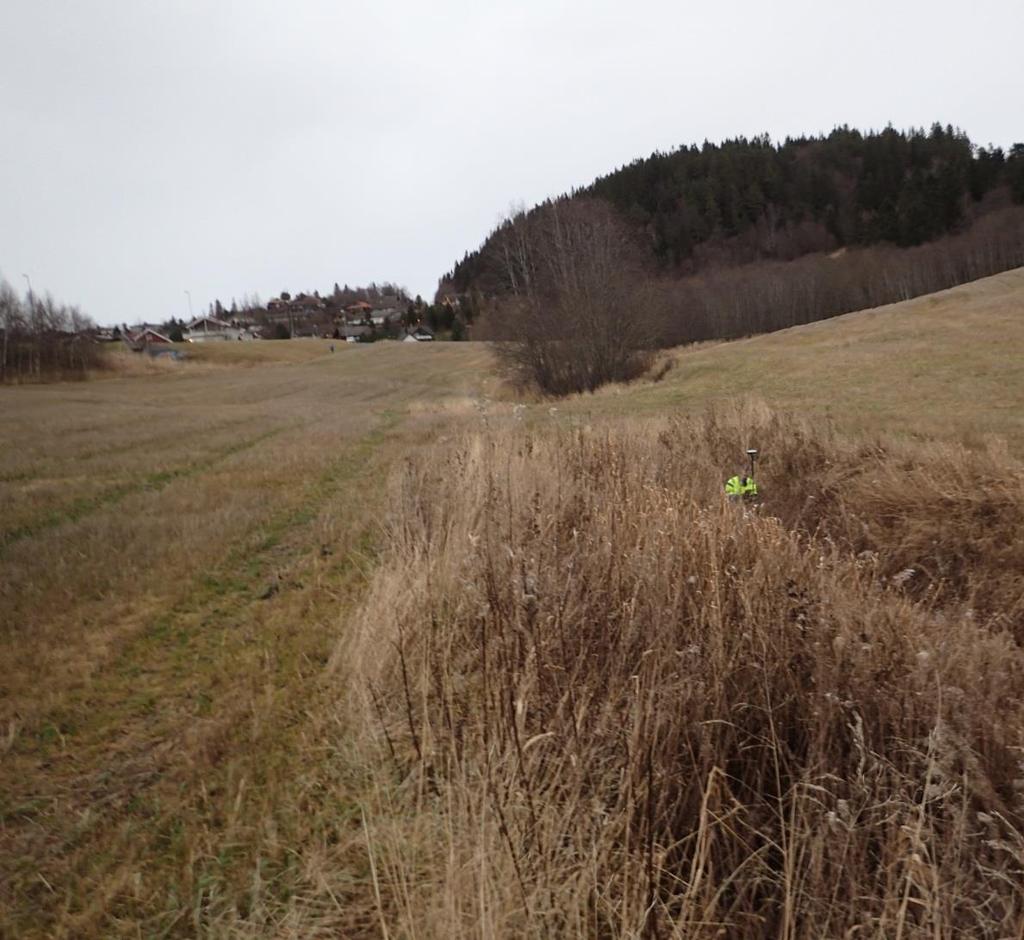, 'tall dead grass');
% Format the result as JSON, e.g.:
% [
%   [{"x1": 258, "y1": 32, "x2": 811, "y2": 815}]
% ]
[{"x1": 342, "y1": 404, "x2": 1024, "y2": 938}]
